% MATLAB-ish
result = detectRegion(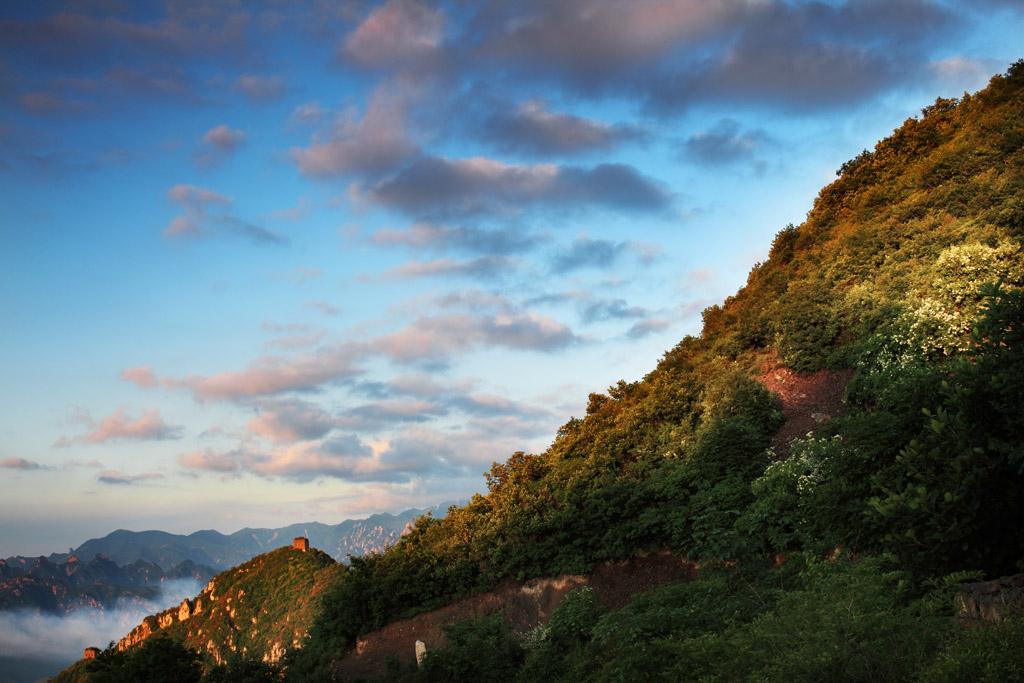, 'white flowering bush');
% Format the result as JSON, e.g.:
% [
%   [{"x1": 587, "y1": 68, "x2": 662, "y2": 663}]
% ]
[
  {"x1": 519, "y1": 622, "x2": 550, "y2": 653},
  {"x1": 738, "y1": 433, "x2": 883, "y2": 555},
  {"x1": 932, "y1": 241, "x2": 1023, "y2": 303},
  {"x1": 907, "y1": 240, "x2": 1023, "y2": 356},
  {"x1": 845, "y1": 311, "x2": 946, "y2": 421}
]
